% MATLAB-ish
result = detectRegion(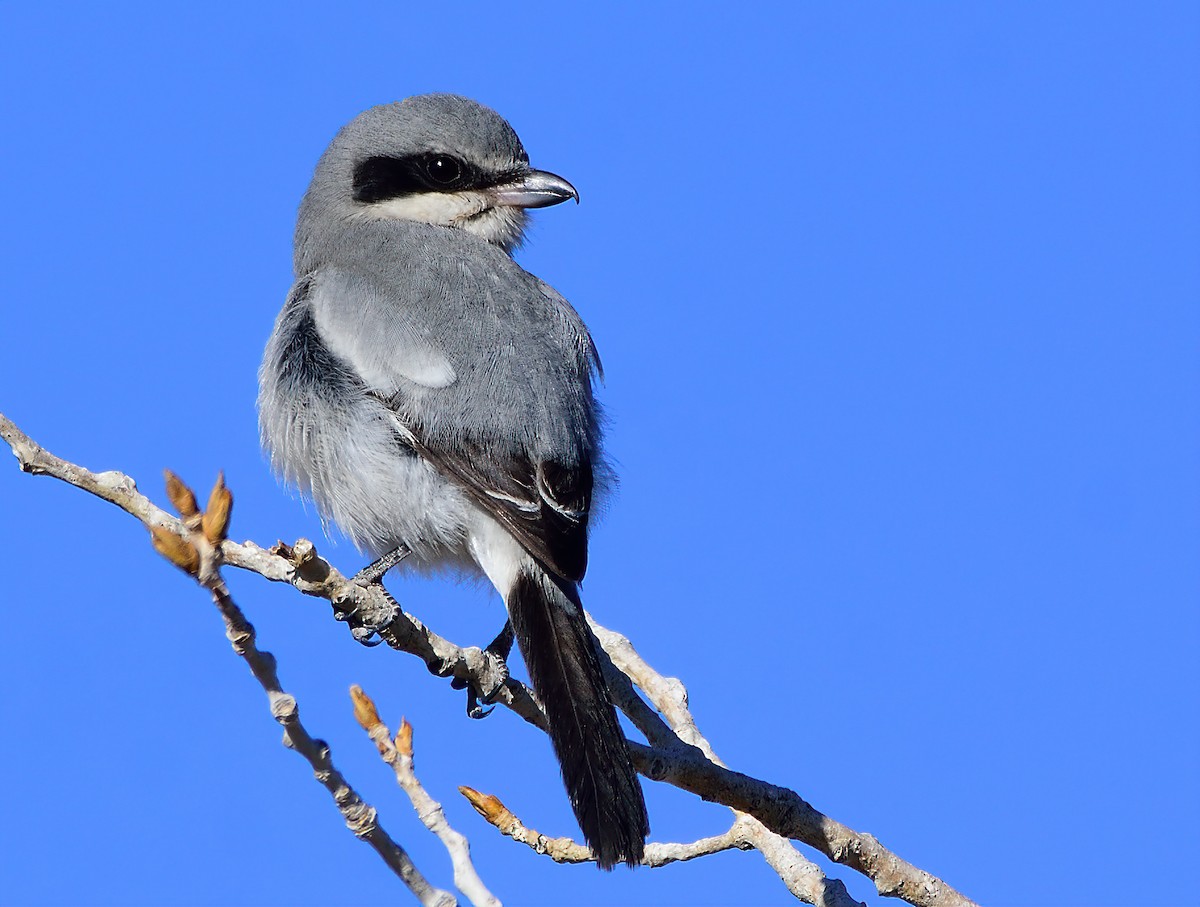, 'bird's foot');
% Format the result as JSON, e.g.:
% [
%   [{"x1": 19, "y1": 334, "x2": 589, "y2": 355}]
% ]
[
  {"x1": 449, "y1": 621, "x2": 514, "y2": 718},
  {"x1": 332, "y1": 599, "x2": 396, "y2": 646},
  {"x1": 333, "y1": 552, "x2": 408, "y2": 647}
]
